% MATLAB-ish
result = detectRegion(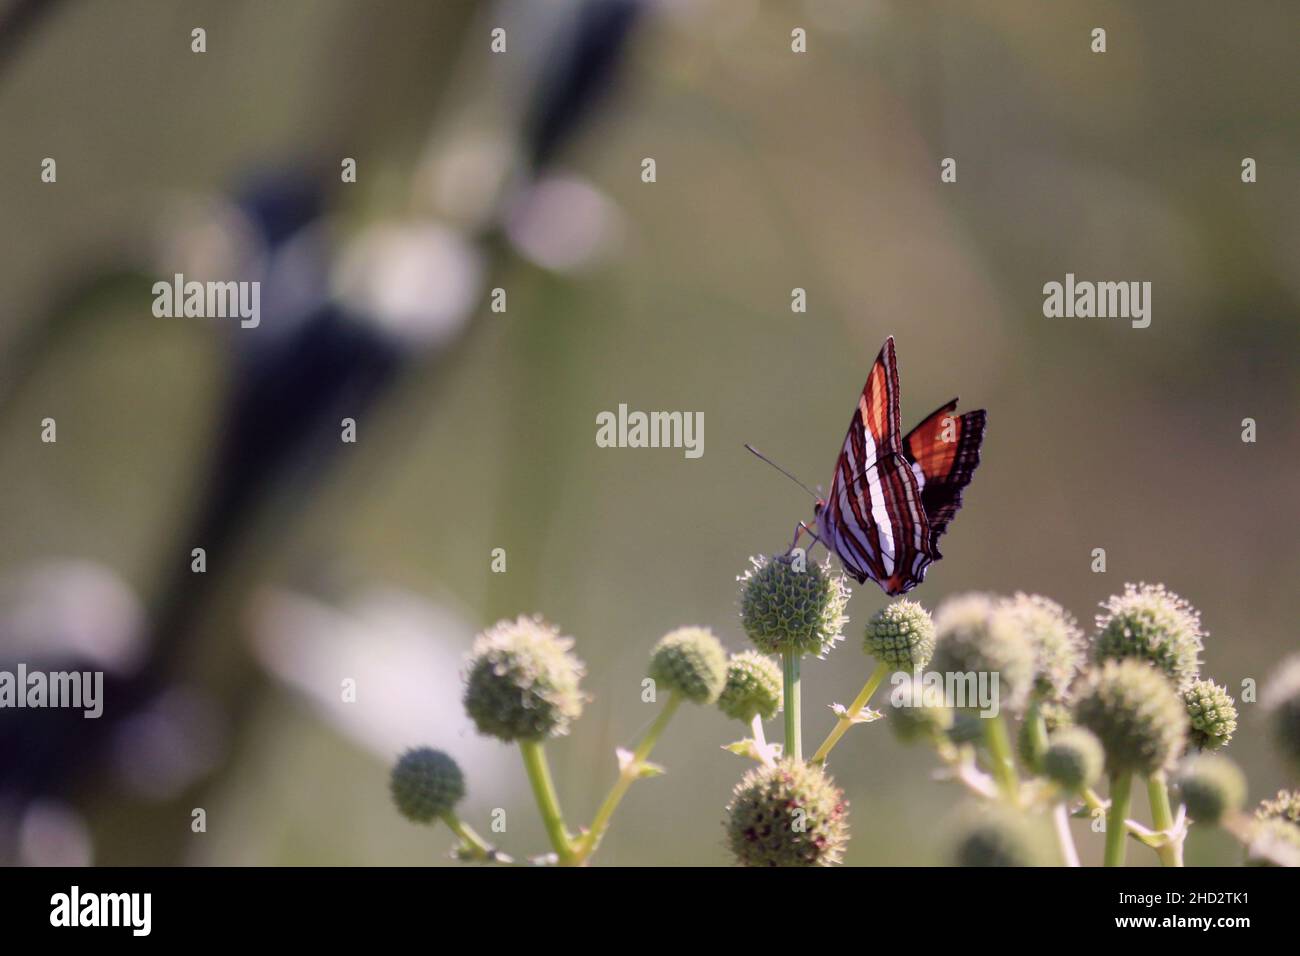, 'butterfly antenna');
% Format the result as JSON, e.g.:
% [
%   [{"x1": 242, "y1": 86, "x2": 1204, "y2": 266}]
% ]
[{"x1": 744, "y1": 444, "x2": 820, "y2": 500}]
